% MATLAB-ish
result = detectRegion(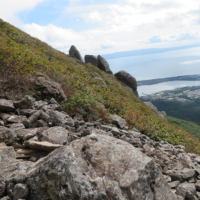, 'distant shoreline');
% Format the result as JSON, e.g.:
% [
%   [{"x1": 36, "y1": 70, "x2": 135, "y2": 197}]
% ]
[{"x1": 138, "y1": 74, "x2": 200, "y2": 86}]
